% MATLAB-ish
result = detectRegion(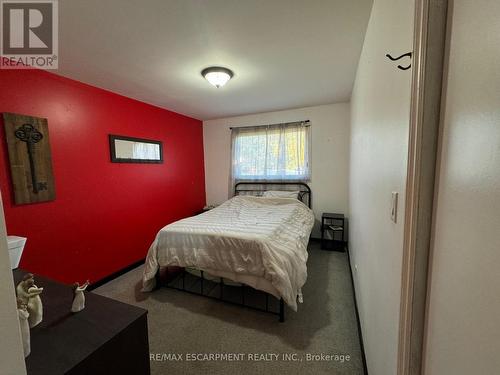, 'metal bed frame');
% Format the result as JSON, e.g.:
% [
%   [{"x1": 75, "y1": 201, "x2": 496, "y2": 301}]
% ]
[
  {"x1": 155, "y1": 181, "x2": 312, "y2": 322},
  {"x1": 234, "y1": 181, "x2": 311, "y2": 209}
]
